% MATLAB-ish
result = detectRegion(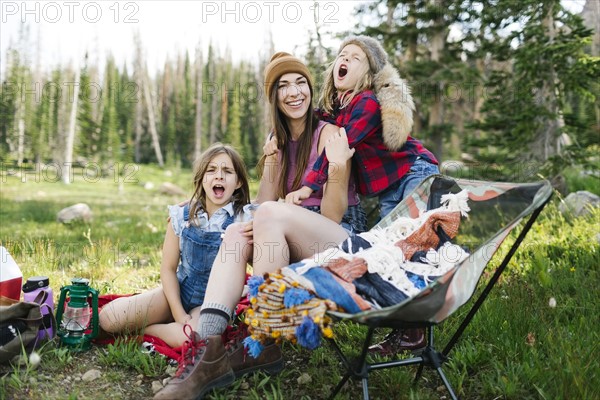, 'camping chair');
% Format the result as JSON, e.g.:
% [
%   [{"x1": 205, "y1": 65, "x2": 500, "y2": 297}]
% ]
[{"x1": 325, "y1": 175, "x2": 553, "y2": 400}]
